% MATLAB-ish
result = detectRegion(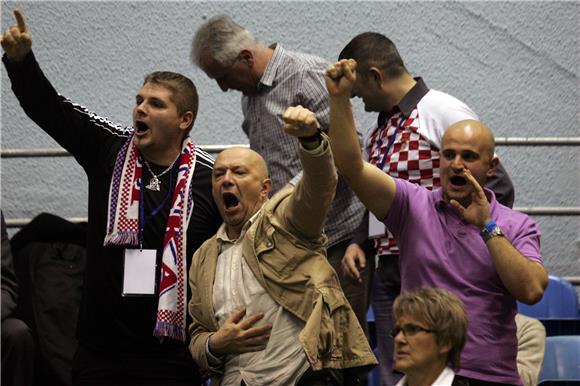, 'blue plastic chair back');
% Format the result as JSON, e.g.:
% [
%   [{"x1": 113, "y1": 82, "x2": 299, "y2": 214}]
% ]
[
  {"x1": 367, "y1": 348, "x2": 381, "y2": 386},
  {"x1": 518, "y1": 275, "x2": 580, "y2": 319},
  {"x1": 538, "y1": 335, "x2": 580, "y2": 384},
  {"x1": 367, "y1": 306, "x2": 377, "y2": 349},
  {"x1": 367, "y1": 306, "x2": 375, "y2": 323}
]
